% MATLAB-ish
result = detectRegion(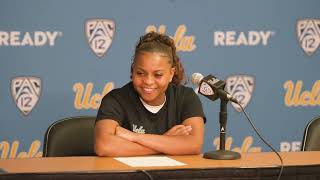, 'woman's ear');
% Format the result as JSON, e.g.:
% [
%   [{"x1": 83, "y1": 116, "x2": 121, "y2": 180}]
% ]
[{"x1": 170, "y1": 67, "x2": 176, "y2": 82}]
